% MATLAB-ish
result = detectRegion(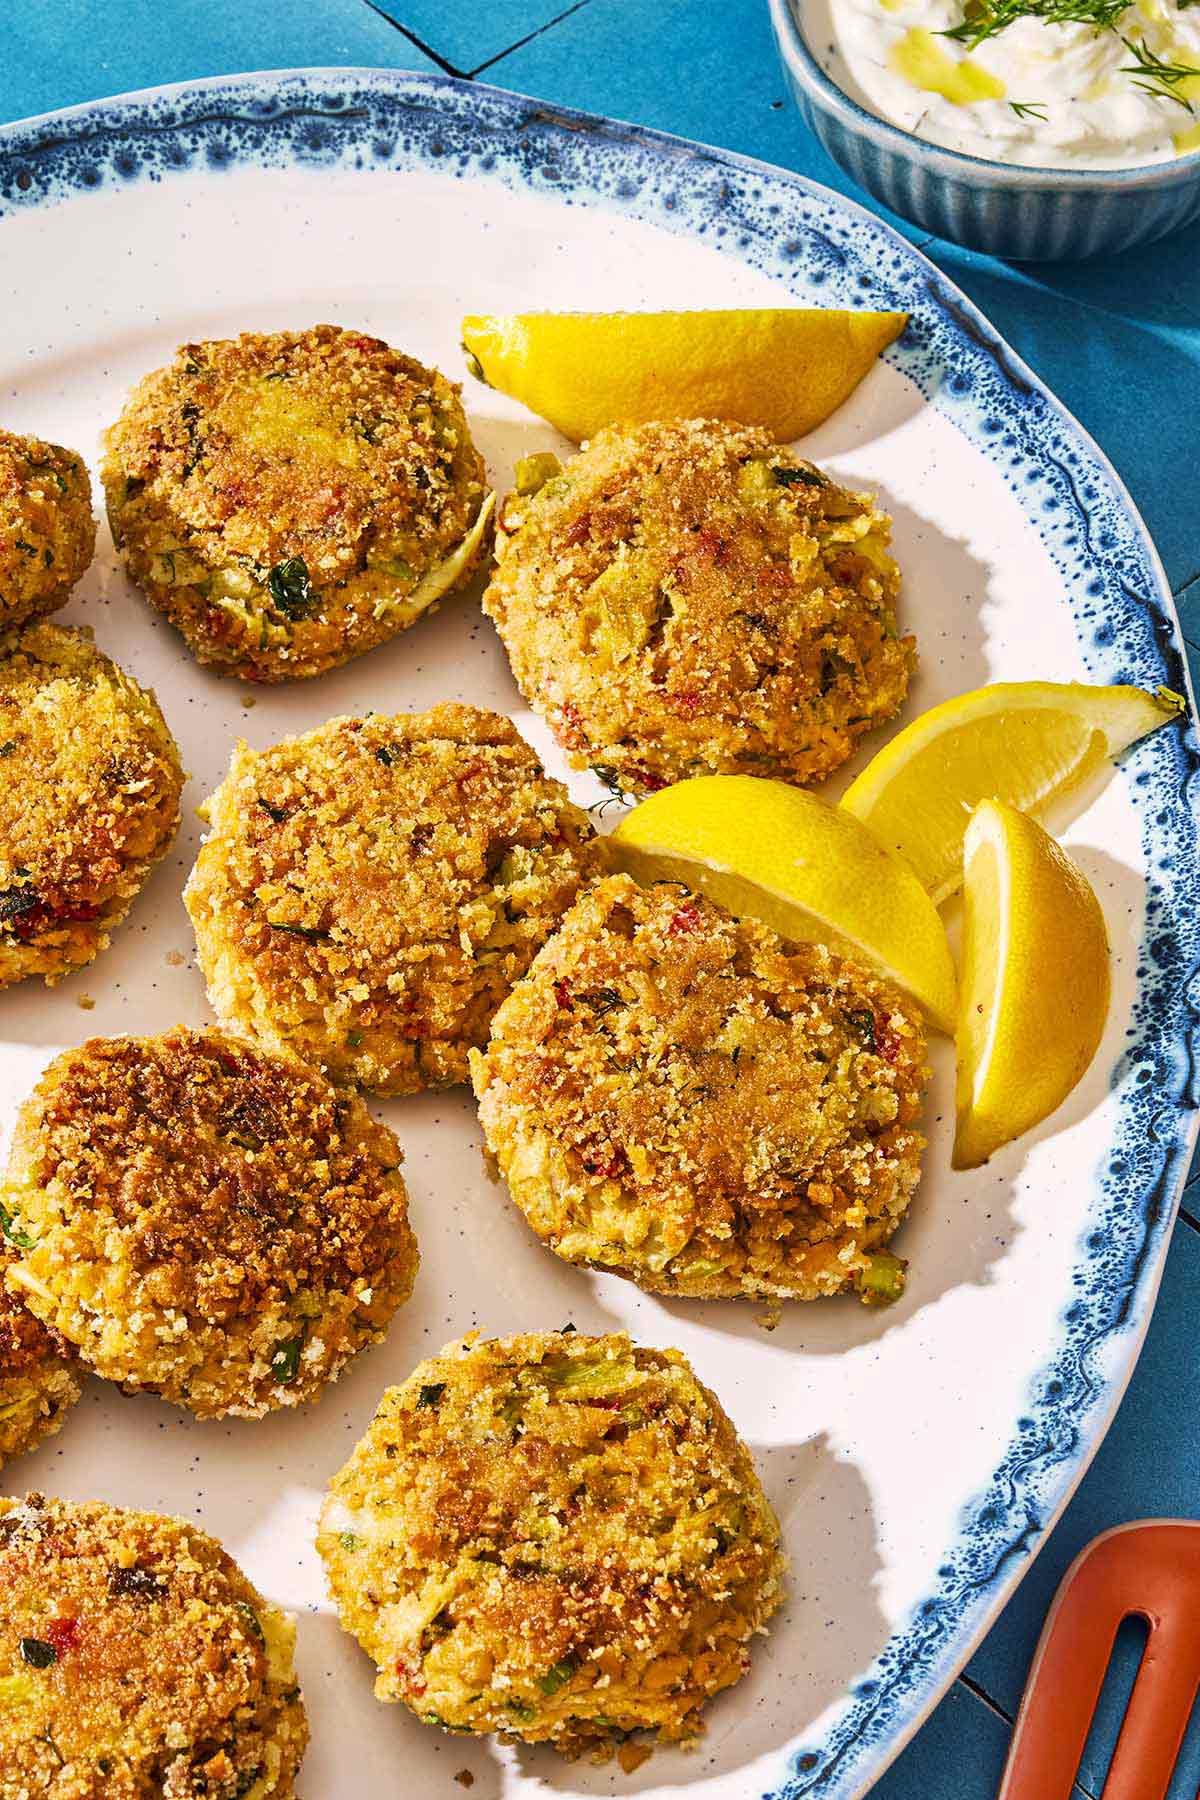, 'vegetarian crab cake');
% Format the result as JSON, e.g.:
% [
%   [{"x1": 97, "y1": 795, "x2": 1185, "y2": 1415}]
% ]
[
  {"x1": 483, "y1": 418, "x2": 913, "y2": 797},
  {"x1": 0, "y1": 429, "x2": 95, "y2": 637},
  {"x1": 102, "y1": 323, "x2": 492, "y2": 681},
  {"x1": 471, "y1": 875, "x2": 929, "y2": 1306},
  {"x1": 0, "y1": 1027, "x2": 418, "y2": 1420},
  {"x1": 184, "y1": 704, "x2": 603, "y2": 1095},
  {"x1": 0, "y1": 1492, "x2": 307, "y2": 1799},
  {"x1": 0, "y1": 1270, "x2": 80, "y2": 1470},
  {"x1": 318, "y1": 1330, "x2": 783, "y2": 1760},
  {"x1": 0, "y1": 622, "x2": 183, "y2": 988}
]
